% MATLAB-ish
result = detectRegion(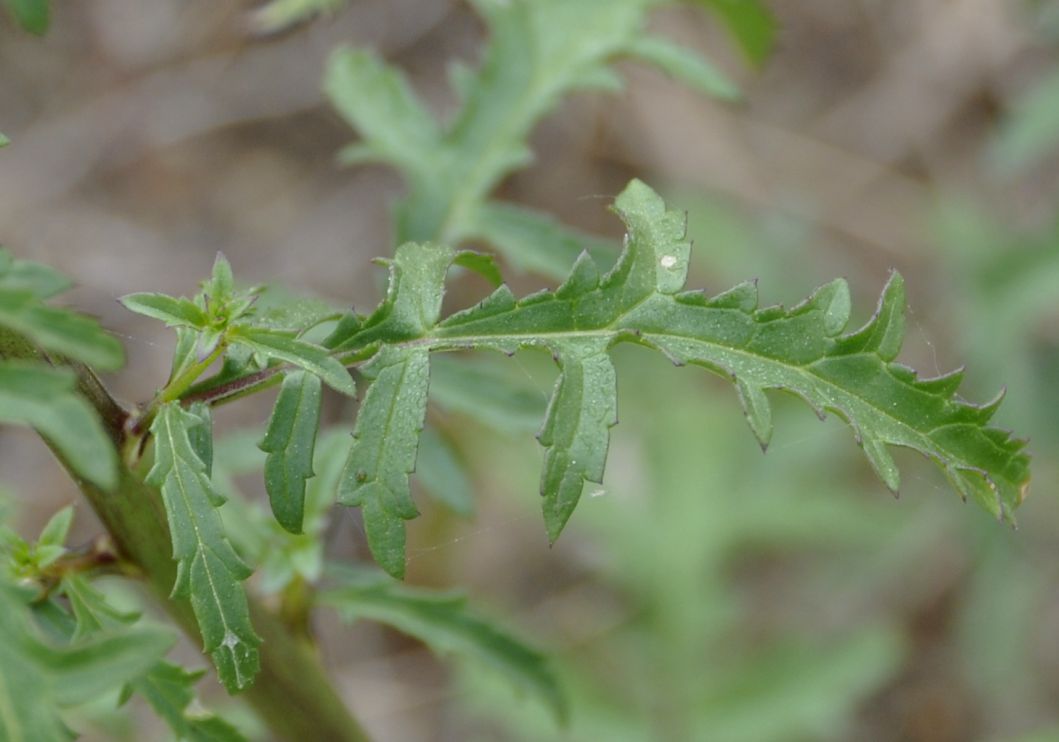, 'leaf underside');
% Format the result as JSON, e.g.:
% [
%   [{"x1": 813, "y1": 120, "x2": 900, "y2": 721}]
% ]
[
  {"x1": 147, "y1": 403, "x2": 261, "y2": 693},
  {"x1": 338, "y1": 347, "x2": 430, "y2": 579},
  {"x1": 328, "y1": 180, "x2": 1031, "y2": 579}
]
